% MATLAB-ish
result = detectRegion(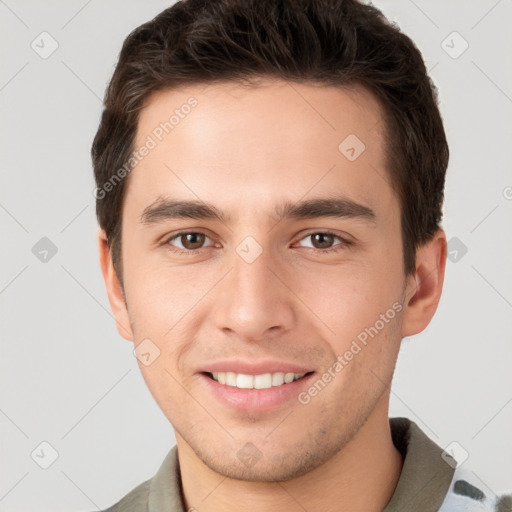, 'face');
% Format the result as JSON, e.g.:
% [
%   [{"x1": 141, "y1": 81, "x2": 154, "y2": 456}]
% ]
[{"x1": 104, "y1": 79, "x2": 419, "y2": 481}]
